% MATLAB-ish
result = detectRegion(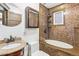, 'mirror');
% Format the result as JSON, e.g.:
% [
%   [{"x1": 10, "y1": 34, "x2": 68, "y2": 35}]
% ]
[
  {"x1": 0, "y1": 5, "x2": 4, "y2": 25},
  {"x1": 0, "y1": 11, "x2": 3, "y2": 24},
  {"x1": 25, "y1": 7, "x2": 39, "y2": 28},
  {"x1": 6, "y1": 11, "x2": 22, "y2": 27},
  {"x1": 0, "y1": 3, "x2": 22, "y2": 27}
]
